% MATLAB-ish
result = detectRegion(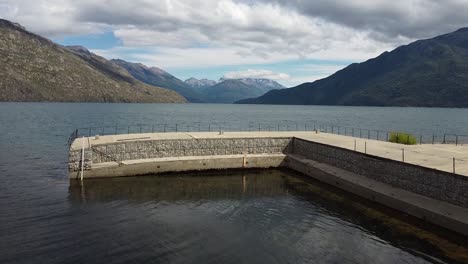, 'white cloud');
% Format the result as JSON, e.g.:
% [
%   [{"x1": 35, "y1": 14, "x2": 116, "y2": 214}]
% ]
[
  {"x1": 0, "y1": 0, "x2": 405, "y2": 57},
  {"x1": 2, "y1": 0, "x2": 468, "y2": 86},
  {"x1": 223, "y1": 69, "x2": 290, "y2": 80},
  {"x1": 0, "y1": 0, "x2": 106, "y2": 36},
  {"x1": 256, "y1": 0, "x2": 468, "y2": 41}
]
